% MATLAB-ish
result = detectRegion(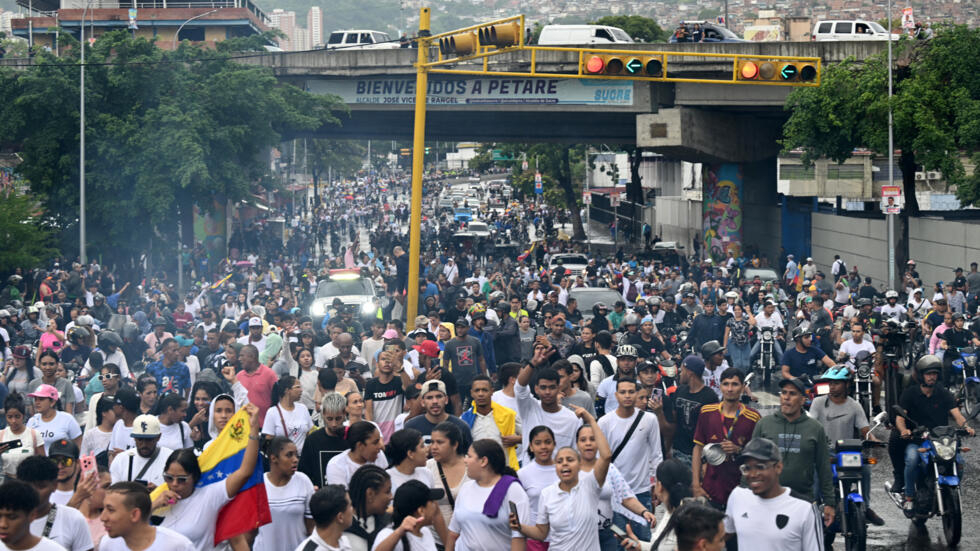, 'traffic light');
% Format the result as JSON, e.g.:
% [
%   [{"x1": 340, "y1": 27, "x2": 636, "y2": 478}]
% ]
[
  {"x1": 478, "y1": 22, "x2": 520, "y2": 48},
  {"x1": 736, "y1": 59, "x2": 818, "y2": 83},
  {"x1": 424, "y1": 147, "x2": 431, "y2": 155},
  {"x1": 583, "y1": 54, "x2": 664, "y2": 77},
  {"x1": 439, "y1": 32, "x2": 479, "y2": 57}
]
